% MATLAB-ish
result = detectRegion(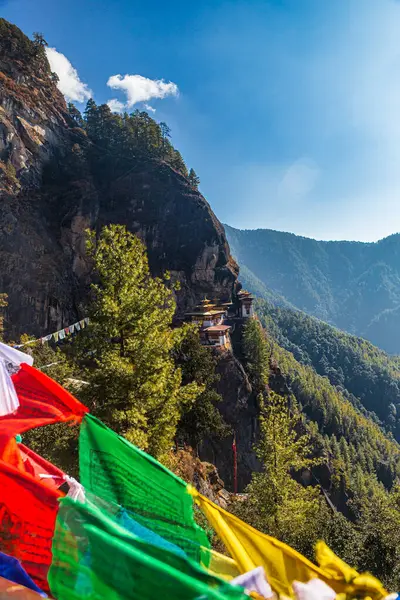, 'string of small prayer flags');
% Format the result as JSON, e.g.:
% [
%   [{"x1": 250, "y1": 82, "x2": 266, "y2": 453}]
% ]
[{"x1": 14, "y1": 318, "x2": 89, "y2": 348}]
